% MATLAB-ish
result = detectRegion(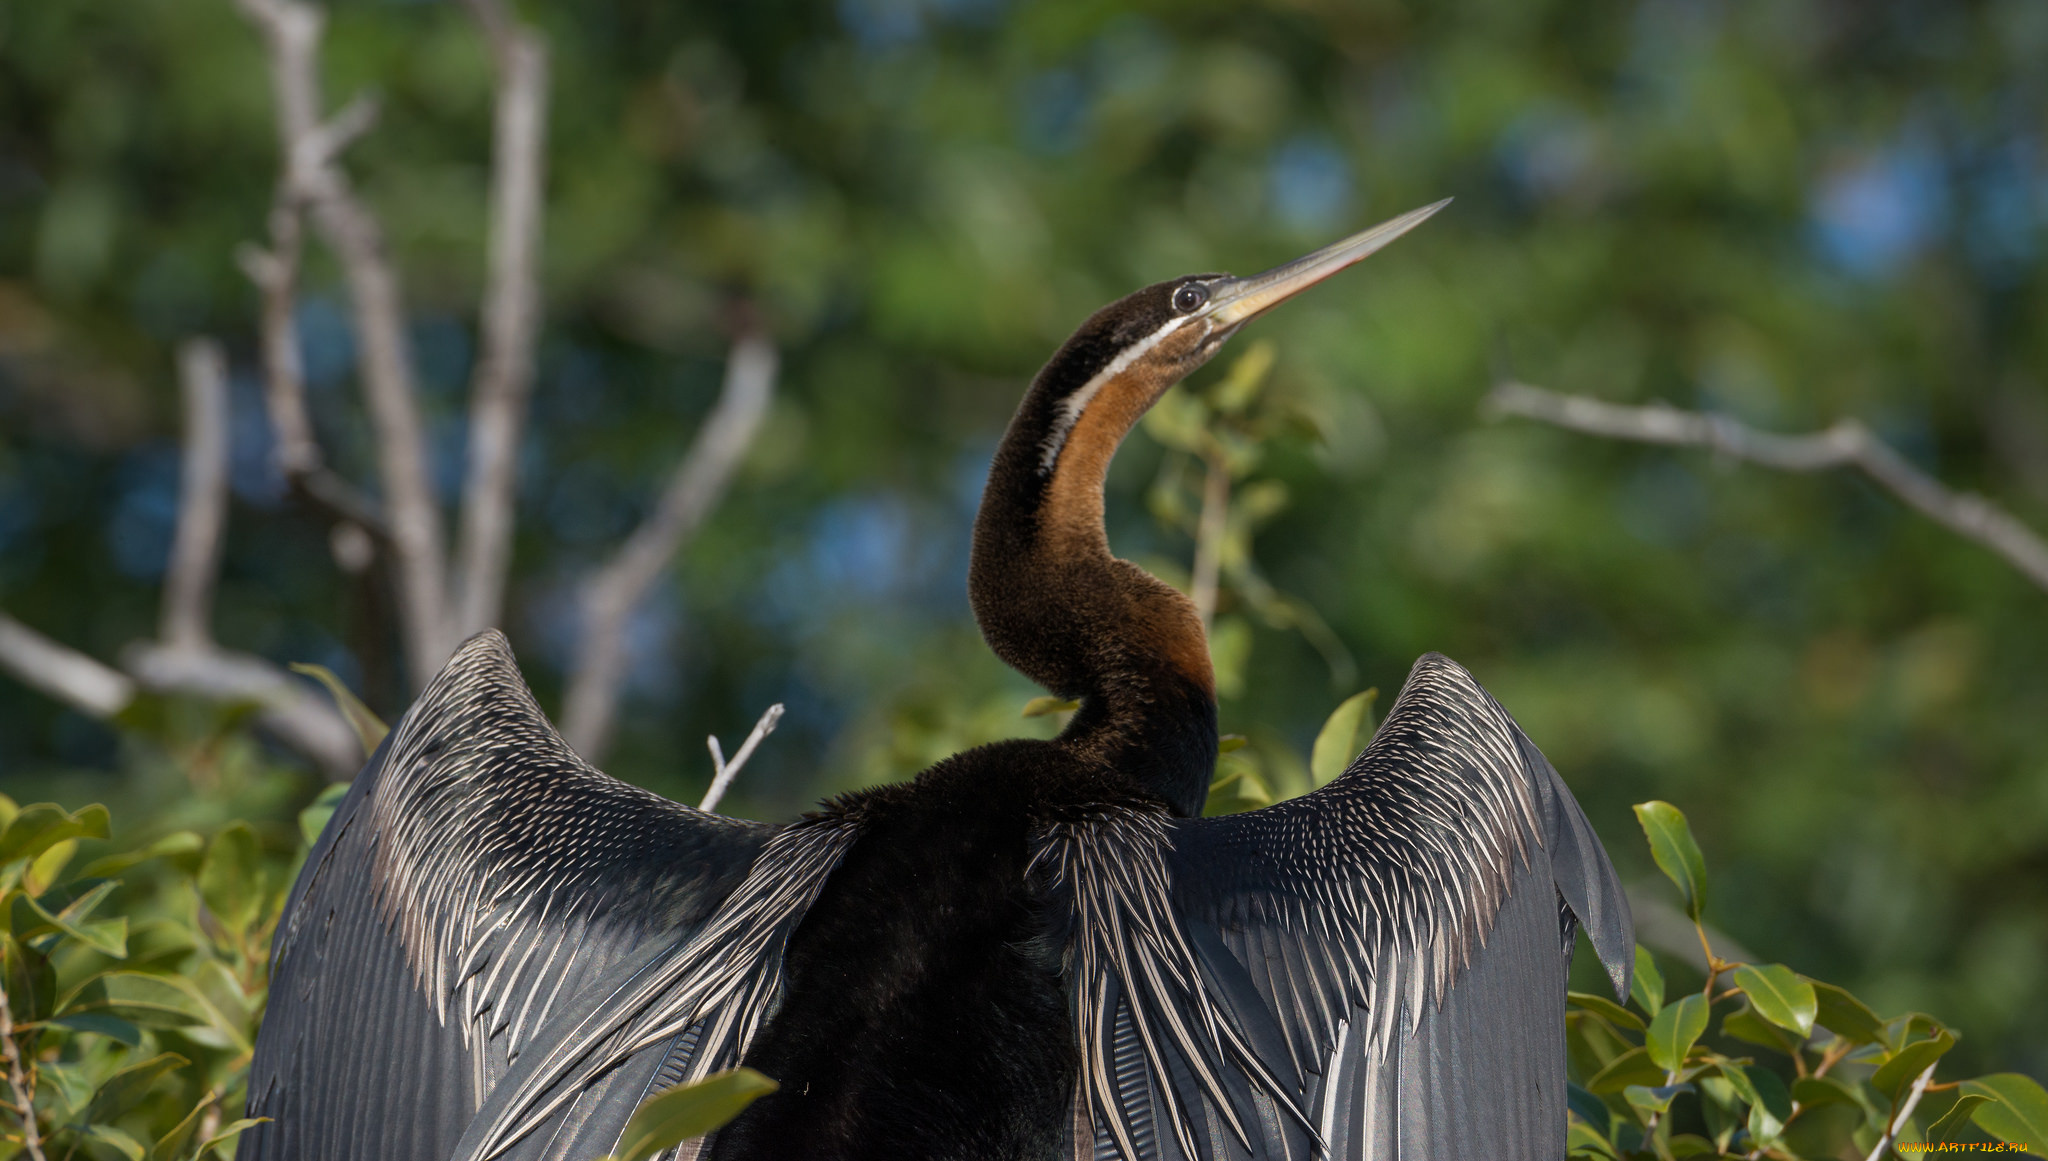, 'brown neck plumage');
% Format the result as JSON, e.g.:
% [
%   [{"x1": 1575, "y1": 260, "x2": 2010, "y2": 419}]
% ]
[{"x1": 970, "y1": 313, "x2": 1218, "y2": 816}]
